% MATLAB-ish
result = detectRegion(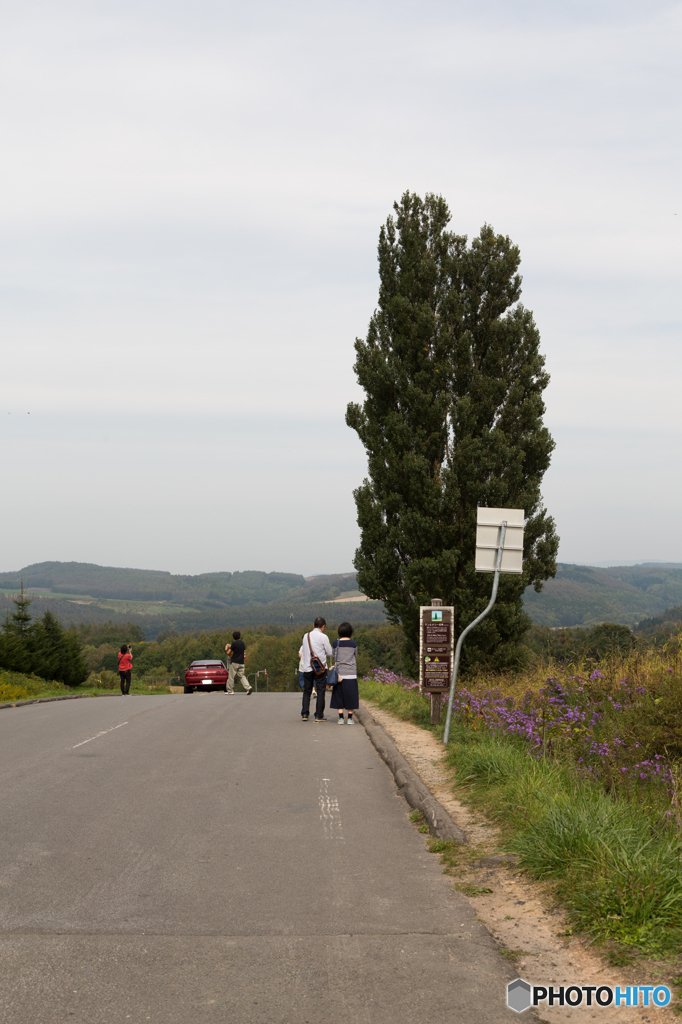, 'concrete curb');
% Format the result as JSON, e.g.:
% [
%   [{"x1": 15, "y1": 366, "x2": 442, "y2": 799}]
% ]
[
  {"x1": 0, "y1": 693, "x2": 118, "y2": 711},
  {"x1": 356, "y1": 703, "x2": 467, "y2": 845}
]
